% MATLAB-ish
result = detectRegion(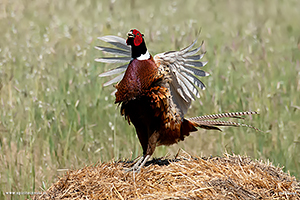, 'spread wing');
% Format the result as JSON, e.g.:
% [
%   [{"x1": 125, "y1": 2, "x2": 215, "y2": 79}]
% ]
[
  {"x1": 95, "y1": 35, "x2": 131, "y2": 94},
  {"x1": 153, "y1": 39, "x2": 209, "y2": 114},
  {"x1": 95, "y1": 36, "x2": 131, "y2": 89},
  {"x1": 95, "y1": 36, "x2": 209, "y2": 115}
]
